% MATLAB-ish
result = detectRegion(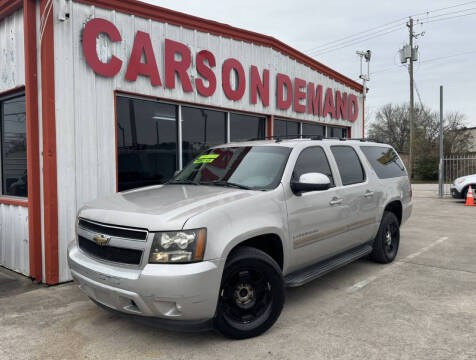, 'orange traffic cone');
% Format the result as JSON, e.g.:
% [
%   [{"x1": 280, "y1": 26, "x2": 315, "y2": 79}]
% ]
[{"x1": 465, "y1": 186, "x2": 475, "y2": 206}]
